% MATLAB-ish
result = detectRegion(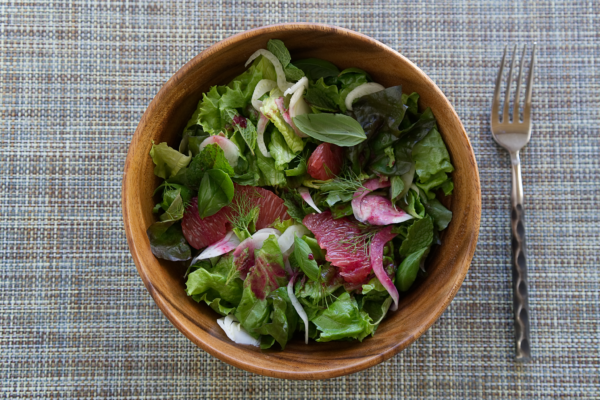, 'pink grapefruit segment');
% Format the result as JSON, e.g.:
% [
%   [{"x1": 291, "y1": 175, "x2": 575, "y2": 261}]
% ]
[
  {"x1": 307, "y1": 142, "x2": 344, "y2": 180},
  {"x1": 182, "y1": 184, "x2": 290, "y2": 250},
  {"x1": 302, "y1": 211, "x2": 372, "y2": 284}
]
